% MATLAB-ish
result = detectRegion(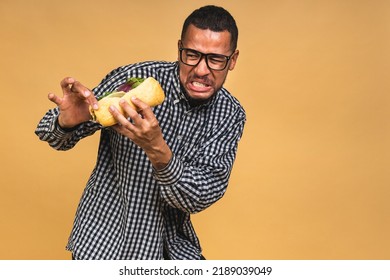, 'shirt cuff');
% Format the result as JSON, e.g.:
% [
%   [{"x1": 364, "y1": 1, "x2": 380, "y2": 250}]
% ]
[
  {"x1": 49, "y1": 114, "x2": 76, "y2": 139},
  {"x1": 153, "y1": 154, "x2": 183, "y2": 186}
]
